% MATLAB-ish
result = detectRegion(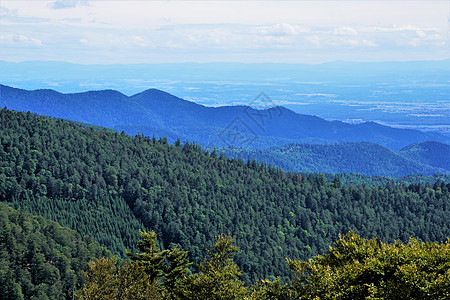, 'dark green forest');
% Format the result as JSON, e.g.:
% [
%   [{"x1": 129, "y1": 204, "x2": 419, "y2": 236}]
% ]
[
  {"x1": 0, "y1": 203, "x2": 110, "y2": 300},
  {"x1": 1, "y1": 108, "x2": 449, "y2": 285},
  {"x1": 213, "y1": 141, "x2": 449, "y2": 177}
]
